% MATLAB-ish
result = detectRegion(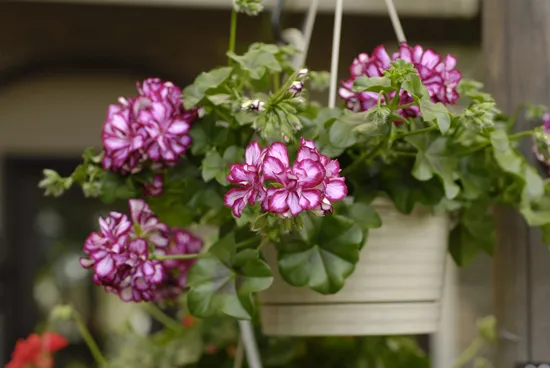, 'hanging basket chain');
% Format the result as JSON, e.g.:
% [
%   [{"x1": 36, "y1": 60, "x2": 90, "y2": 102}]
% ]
[
  {"x1": 328, "y1": 0, "x2": 345, "y2": 108},
  {"x1": 384, "y1": 0, "x2": 407, "y2": 43}
]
